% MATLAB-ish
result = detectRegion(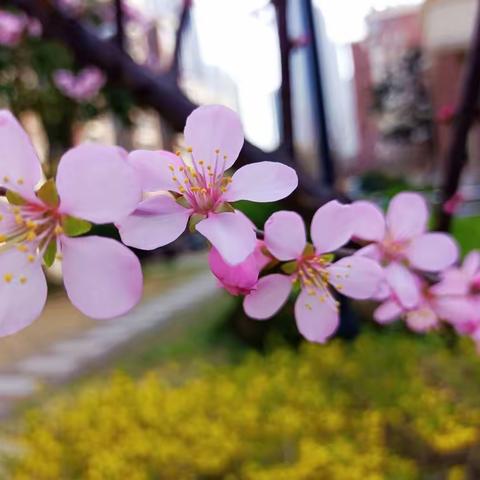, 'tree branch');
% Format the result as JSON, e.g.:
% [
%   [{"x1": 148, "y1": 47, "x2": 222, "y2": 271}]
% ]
[
  {"x1": 437, "y1": 2, "x2": 480, "y2": 231},
  {"x1": 272, "y1": 0, "x2": 294, "y2": 158},
  {"x1": 8, "y1": 0, "x2": 329, "y2": 199},
  {"x1": 170, "y1": 0, "x2": 191, "y2": 82}
]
